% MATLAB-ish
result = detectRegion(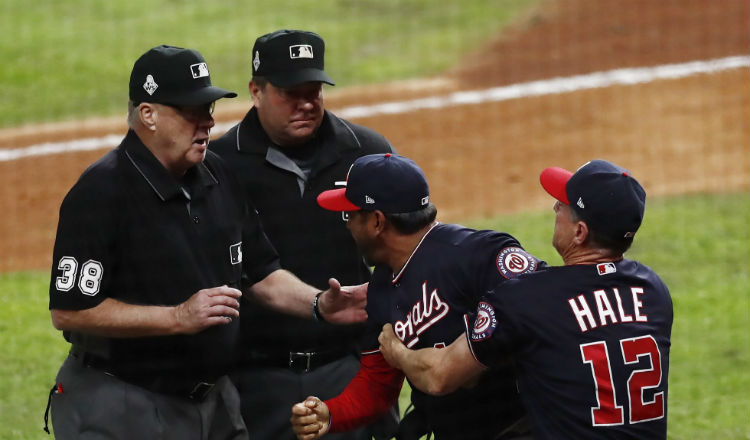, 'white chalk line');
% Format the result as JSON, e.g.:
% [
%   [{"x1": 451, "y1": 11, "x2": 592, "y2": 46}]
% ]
[{"x1": 2, "y1": 55, "x2": 748, "y2": 162}]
